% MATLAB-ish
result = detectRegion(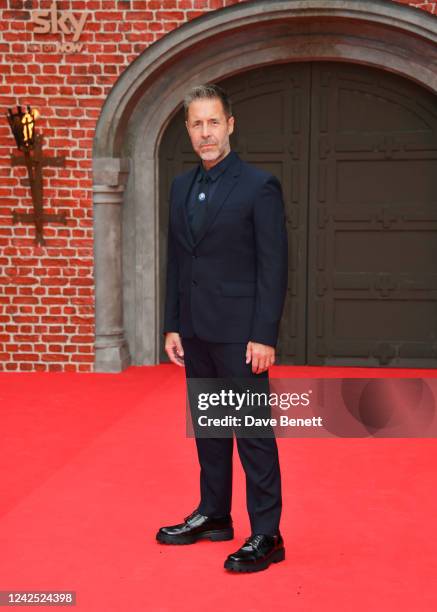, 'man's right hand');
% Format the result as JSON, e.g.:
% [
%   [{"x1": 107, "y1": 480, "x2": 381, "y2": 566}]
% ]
[{"x1": 165, "y1": 332, "x2": 185, "y2": 366}]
